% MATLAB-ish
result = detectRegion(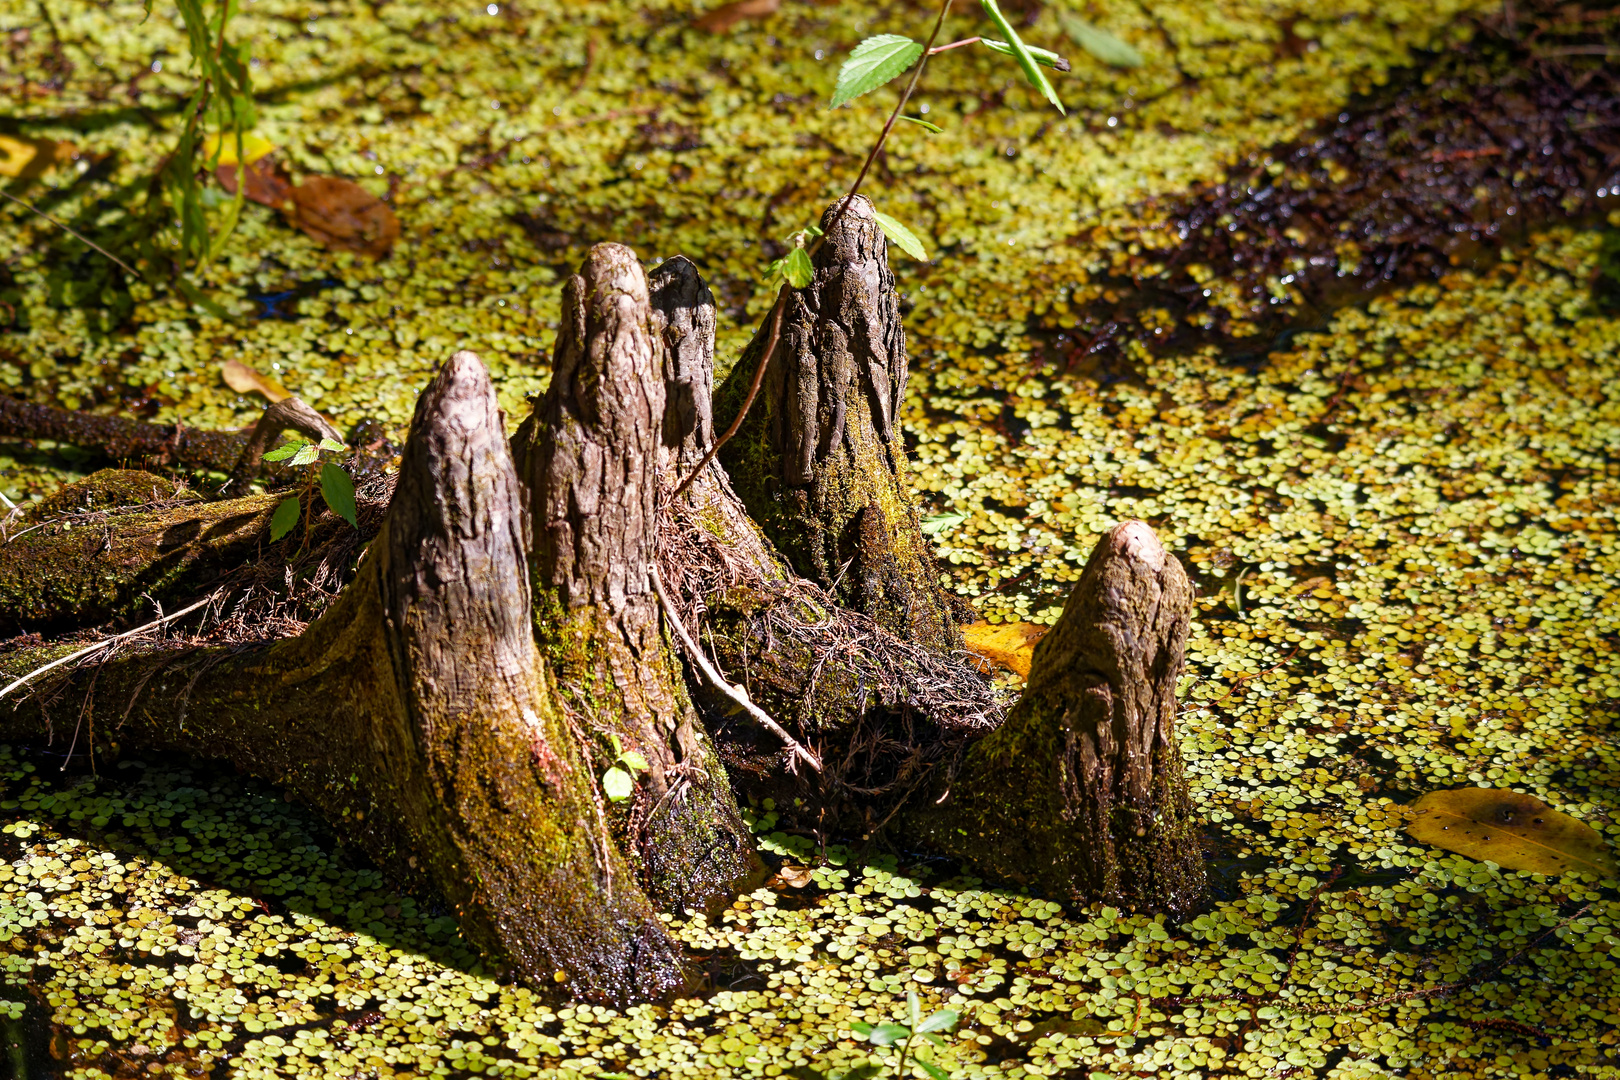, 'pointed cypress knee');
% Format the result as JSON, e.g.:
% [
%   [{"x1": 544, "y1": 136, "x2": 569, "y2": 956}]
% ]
[
  {"x1": 0, "y1": 351, "x2": 685, "y2": 1005},
  {"x1": 515, "y1": 243, "x2": 754, "y2": 913},
  {"x1": 907, "y1": 521, "x2": 1208, "y2": 917},
  {"x1": 714, "y1": 196, "x2": 959, "y2": 651}
]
